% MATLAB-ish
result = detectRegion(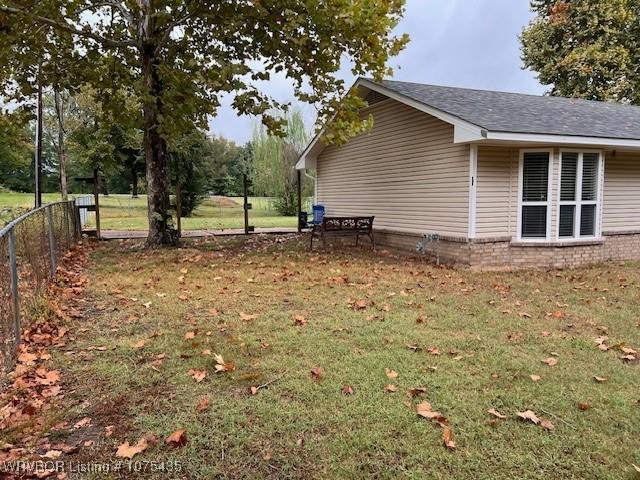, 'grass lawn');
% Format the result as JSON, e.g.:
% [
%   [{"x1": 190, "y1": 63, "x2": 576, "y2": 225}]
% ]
[
  {"x1": 21, "y1": 235, "x2": 639, "y2": 479},
  {"x1": 0, "y1": 193, "x2": 303, "y2": 230}
]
